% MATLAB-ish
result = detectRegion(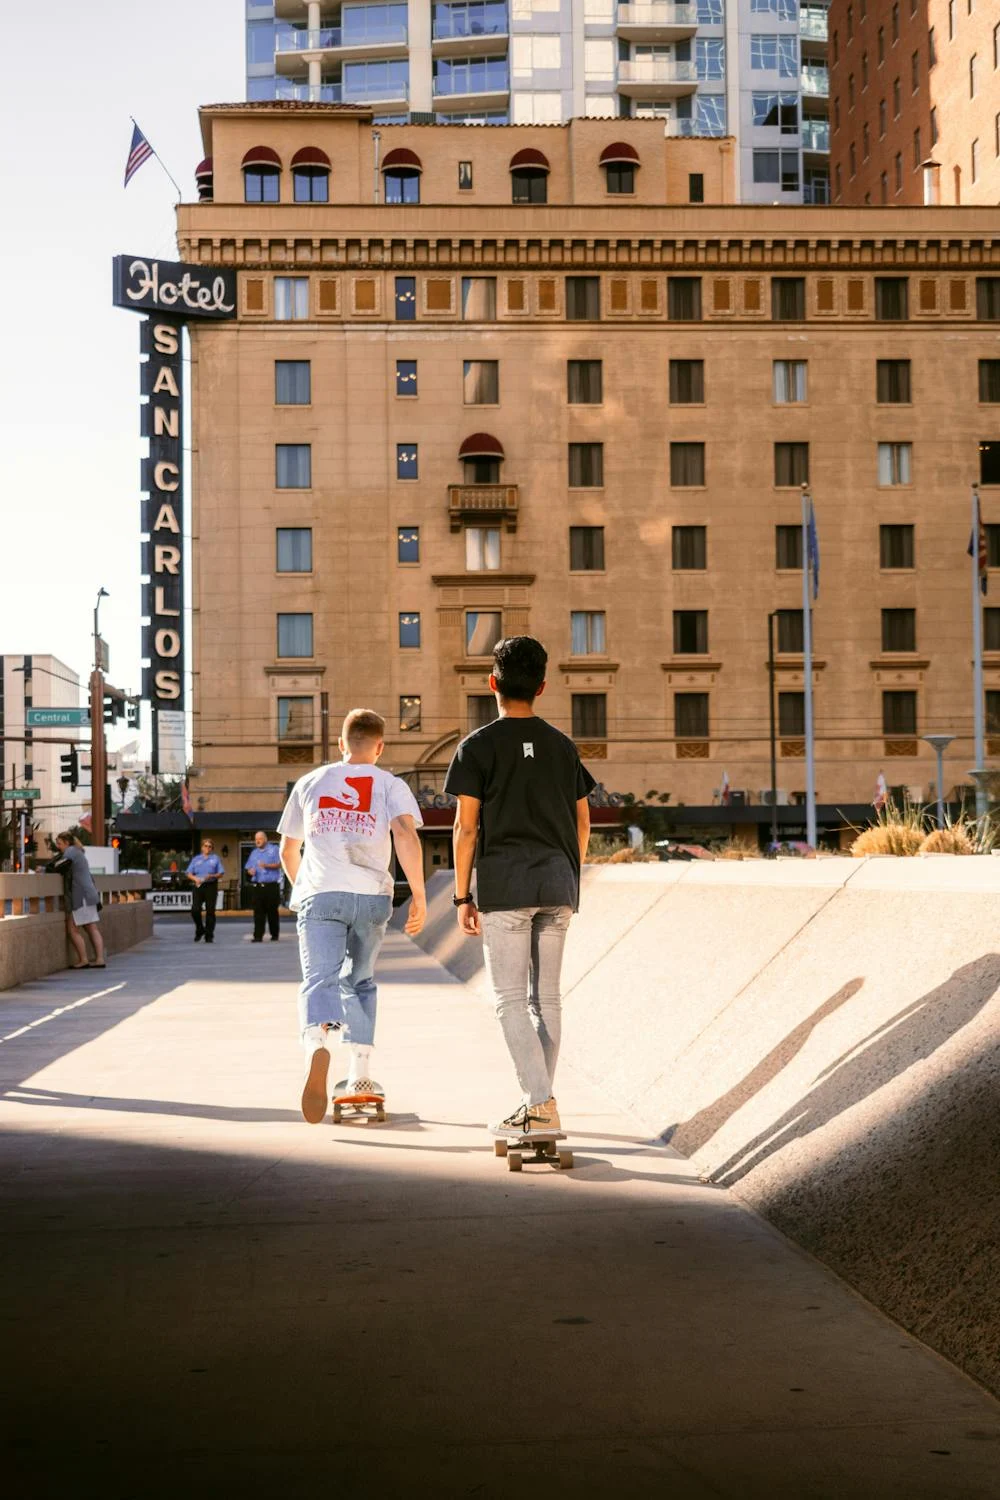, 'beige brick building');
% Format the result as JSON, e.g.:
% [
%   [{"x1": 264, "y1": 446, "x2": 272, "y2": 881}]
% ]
[
  {"x1": 829, "y1": 0, "x2": 1000, "y2": 208},
  {"x1": 174, "y1": 101, "x2": 1000, "y2": 862}
]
